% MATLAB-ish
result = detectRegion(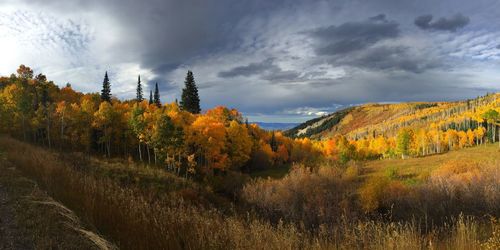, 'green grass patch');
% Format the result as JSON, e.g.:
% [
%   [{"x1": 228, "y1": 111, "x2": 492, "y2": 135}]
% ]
[
  {"x1": 384, "y1": 166, "x2": 399, "y2": 180},
  {"x1": 250, "y1": 164, "x2": 291, "y2": 179}
]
